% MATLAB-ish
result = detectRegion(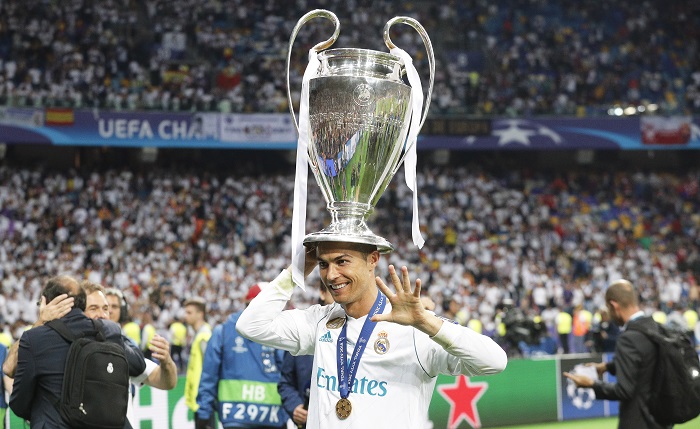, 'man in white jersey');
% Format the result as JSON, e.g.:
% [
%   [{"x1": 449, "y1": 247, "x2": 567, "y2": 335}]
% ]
[{"x1": 236, "y1": 241, "x2": 507, "y2": 429}]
